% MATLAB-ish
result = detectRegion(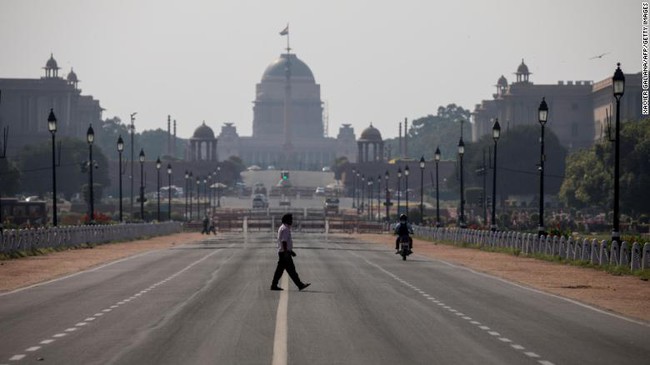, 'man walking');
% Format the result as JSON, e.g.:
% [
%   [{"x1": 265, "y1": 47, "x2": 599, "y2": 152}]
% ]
[{"x1": 270, "y1": 213, "x2": 310, "y2": 291}]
